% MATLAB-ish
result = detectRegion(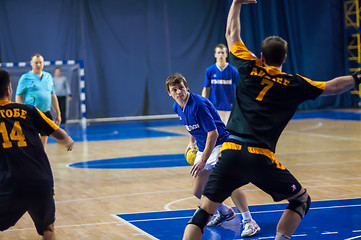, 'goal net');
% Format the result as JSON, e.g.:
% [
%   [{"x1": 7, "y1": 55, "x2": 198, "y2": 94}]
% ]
[{"x1": 0, "y1": 60, "x2": 86, "y2": 124}]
